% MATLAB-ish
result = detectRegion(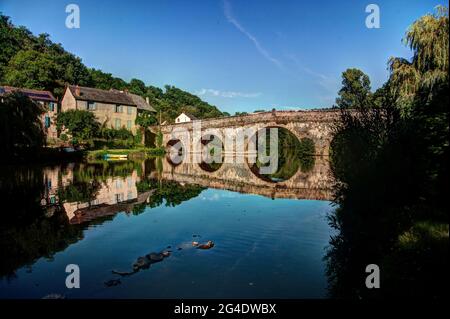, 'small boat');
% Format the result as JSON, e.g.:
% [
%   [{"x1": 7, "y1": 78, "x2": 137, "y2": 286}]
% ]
[{"x1": 103, "y1": 154, "x2": 128, "y2": 160}]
